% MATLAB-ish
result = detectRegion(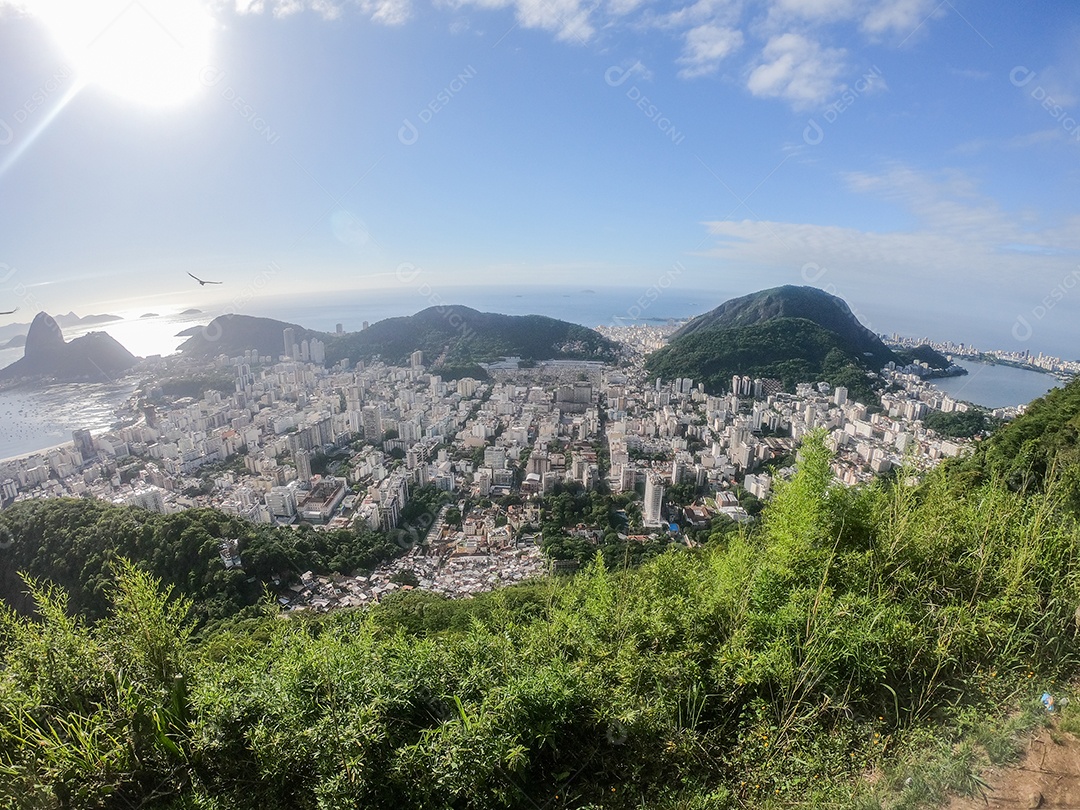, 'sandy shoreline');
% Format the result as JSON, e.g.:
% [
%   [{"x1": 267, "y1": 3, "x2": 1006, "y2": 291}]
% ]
[{"x1": 0, "y1": 440, "x2": 77, "y2": 466}]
